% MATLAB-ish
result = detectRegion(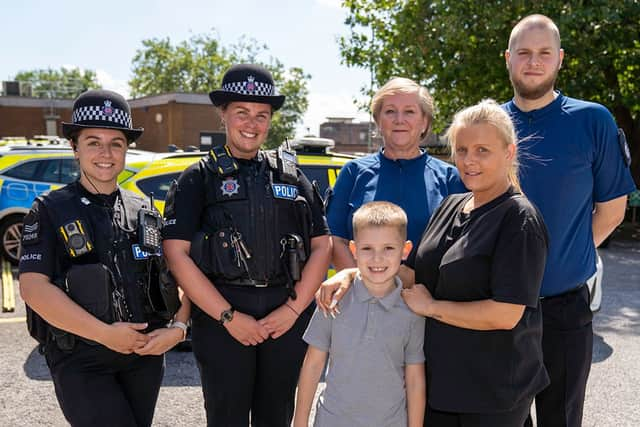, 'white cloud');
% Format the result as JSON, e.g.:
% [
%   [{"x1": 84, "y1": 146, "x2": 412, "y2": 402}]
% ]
[
  {"x1": 297, "y1": 91, "x2": 370, "y2": 137},
  {"x1": 95, "y1": 69, "x2": 130, "y2": 99}
]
